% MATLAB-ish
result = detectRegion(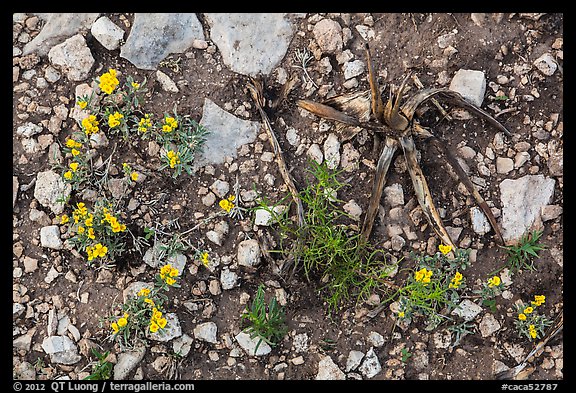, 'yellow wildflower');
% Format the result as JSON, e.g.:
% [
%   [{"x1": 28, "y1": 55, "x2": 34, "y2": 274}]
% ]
[
  {"x1": 77, "y1": 100, "x2": 88, "y2": 109},
  {"x1": 87, "y1": 227, "x2": 95, "y2": 240},
  {"x1": 166, "y1": 150, "x2": 180, "y2": 168},
  {"x1": 138, "y1": 114, "x2": 152, "y2": 132},
  {"x1": 99, "y1": 69, "x2": 120, "y2": 95},
  {"x1": 108, "y1": 111, "x2": 124, "y2": 128},
  {"x1": 157, "y1": 318, "x2": 167, "y2": 329},
  {"x1": 117, "y1": 317, "x2": 128, "y2": 328},
  {"x1": 528, "y1": 324, "x2": 538, "y2": 339},
  {"x1": 201, "y1": 252, "x2": 210, "y2": 267},
  {"x1": 449, "y1": 271, "x2": 463, "y2": 289},
  {"x1": 64, "y1": 171, "x2": 73, "y2": 180},
  {"x1": 111, "y1": 322, "x2": 119, "y2": 334},
  {"x1": 71, "y1": 148, "x2": 80, "y2": 156},
  {"x1": 488, "y1": 276, "x2": 501, "y2": 288},
  {"x1": 149, "y1": 321, "x2": 159, "y2": 333},
  {"x1": 69, "y1": 162, "x2": 79, "y2": 172},
  {"x1": 77, "y1": 226, "x2": 85, "y2": 235},
  {"x1": 415, "y1": 268, "x2": 433, "y2": 284},
  {"x1": 144, "y1": 298, "x2": 155, "y2": 306},
  {"x1": 60, "y1": 214, "x2": 69, "y2": 224},
  {"x1": 219, "y1": 198, "x2": 235, "y2": 213},
  {"x1": 92, "y1": 243, "x2": 108, "y2": 258},
  {"x1": 398, "y1": 311, "x2": 405, "y2": 318},
  {"x1": 165, "y1": 277, "x2": 176, "y2": 286},
  {"x1": 131, "y1": 81, "x2": 140, "y2": 89},
  {"x1": 81, "y1": 114, "x2": 99, "y2": 135},
  {"x1": 131, "y1": 172, "x2": 139, "y2": 181},
  {"x1": 169, "y1": 267, "x2": 179, "y2": 277},
  {"x1": 438, "y1": 244, "x2": 452, "y2": 255},
  {"x1": 518, "y1": 313, "x2": 527, "y2": 321},
  {"x1": 532, "y1": 295, "x2": 546, "y2": 307},
  {"x1": 137, "y1": 288, "x2": 151, "y2": 297},
  {"x1": 523, "y1": 306, "x2": 534, "y2": 315}
]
